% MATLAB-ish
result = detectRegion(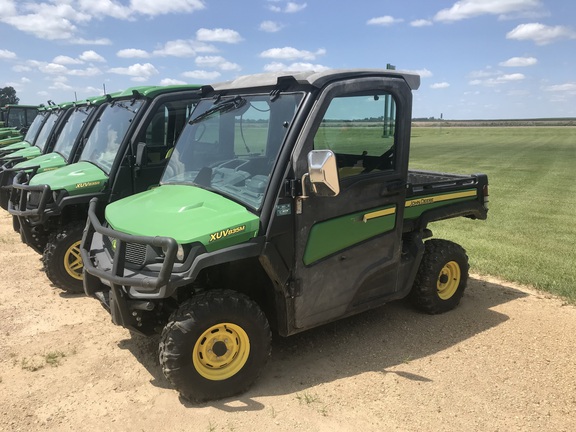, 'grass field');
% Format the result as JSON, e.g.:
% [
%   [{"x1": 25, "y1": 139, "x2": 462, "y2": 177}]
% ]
[{"x1": 409, "y1": 126, "x2": 576, "y2": 302}]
